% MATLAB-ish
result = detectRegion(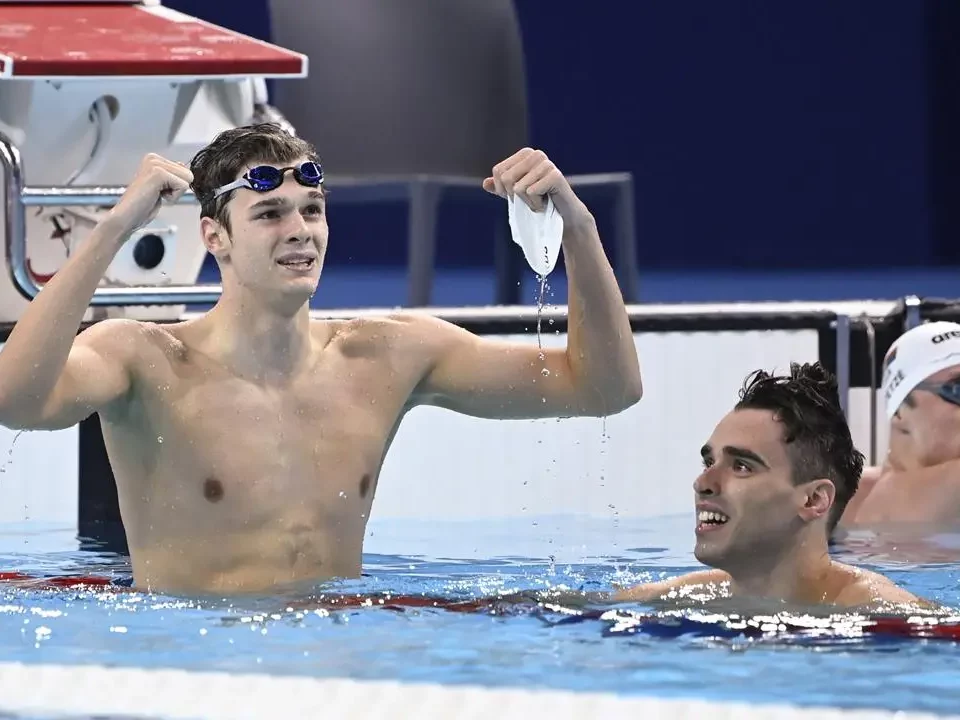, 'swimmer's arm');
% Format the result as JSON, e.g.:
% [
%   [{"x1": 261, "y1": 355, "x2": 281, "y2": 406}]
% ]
[
  {"x1": 408, "y1": 218, "x2": 641, "y2": 420},
  {"x1": 611, "y1": 569, "x2": 731, "y2": 603},
  {"x1": 0, "y1": 218, "x2": 137, "y2": 431}
]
